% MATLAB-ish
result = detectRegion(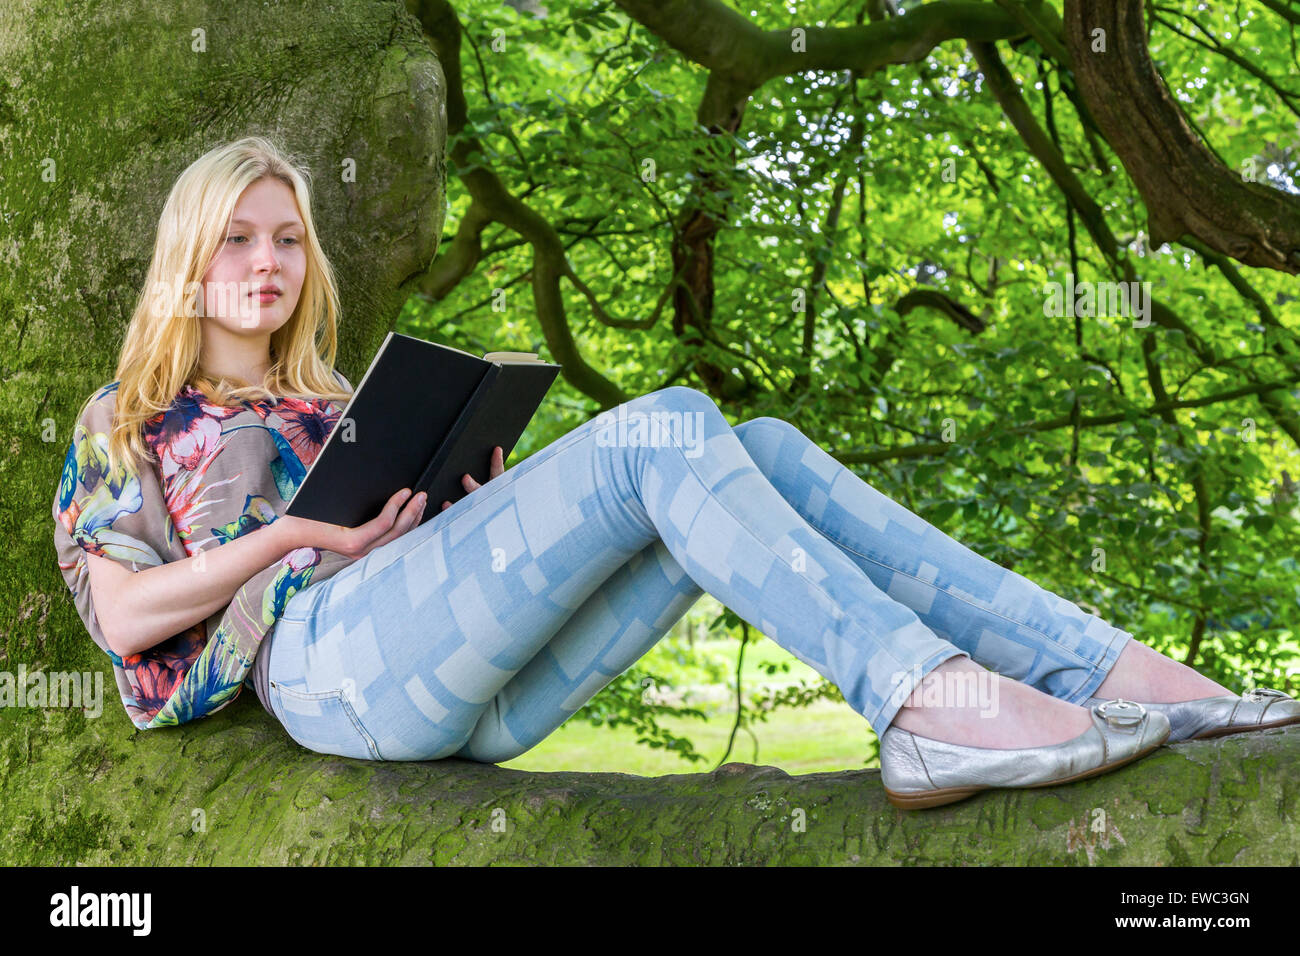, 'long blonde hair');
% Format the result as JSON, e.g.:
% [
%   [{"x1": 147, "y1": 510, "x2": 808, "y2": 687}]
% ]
[{"x1": 99, "y1": 135, "x2": 349, "y2": 474}]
